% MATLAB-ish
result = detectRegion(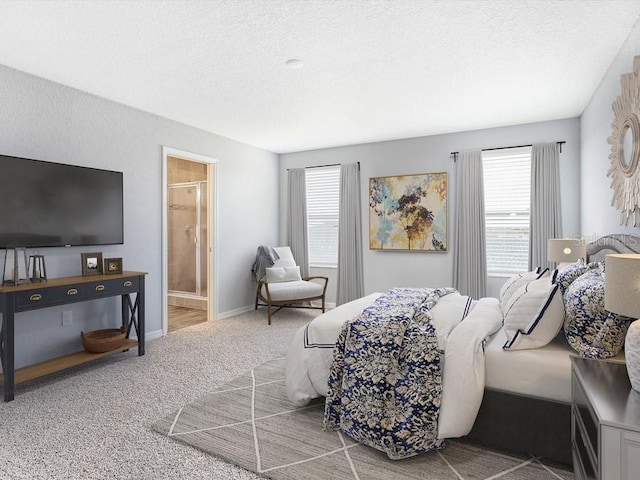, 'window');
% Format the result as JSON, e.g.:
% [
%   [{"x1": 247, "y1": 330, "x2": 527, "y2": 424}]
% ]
[
  {"x1": 306, "y1": 166, "x2": 340, "y2": 267},
  {"x1": 483, "y1": 146, "x2": 532, "y2": 275}
]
